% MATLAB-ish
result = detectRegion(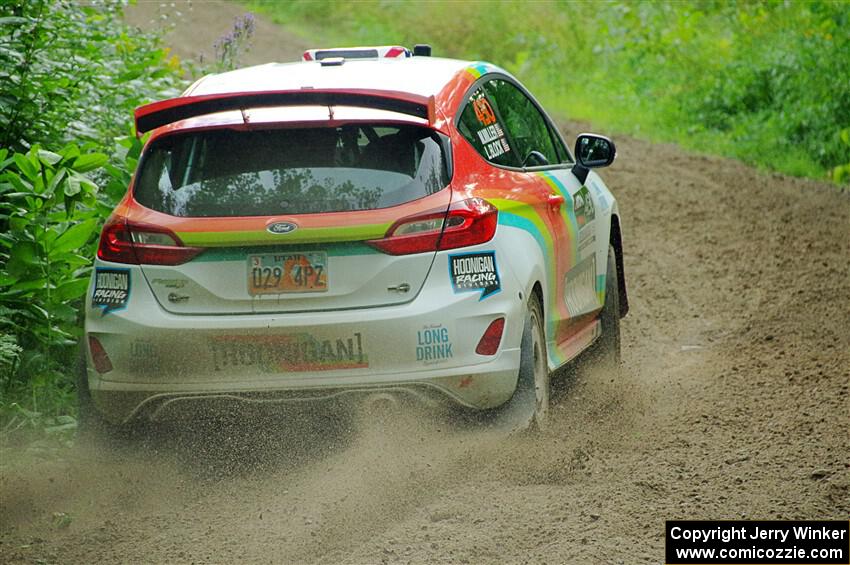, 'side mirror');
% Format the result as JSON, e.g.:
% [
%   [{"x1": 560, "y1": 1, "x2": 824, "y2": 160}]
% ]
[{"x1": 575, "y1": 133, "x2": 616, "y2": 168}]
